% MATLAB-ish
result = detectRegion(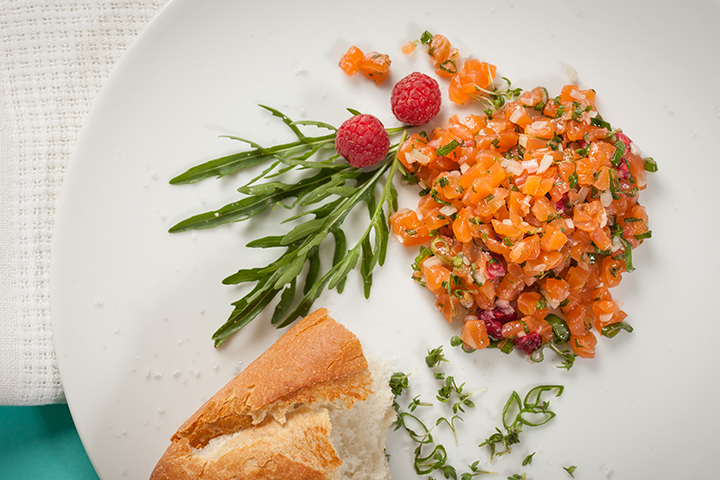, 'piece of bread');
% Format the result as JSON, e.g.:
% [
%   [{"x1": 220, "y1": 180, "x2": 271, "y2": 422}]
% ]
[{"x1": 150, "y1": 308, "x2": 395, "y2": 480}]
